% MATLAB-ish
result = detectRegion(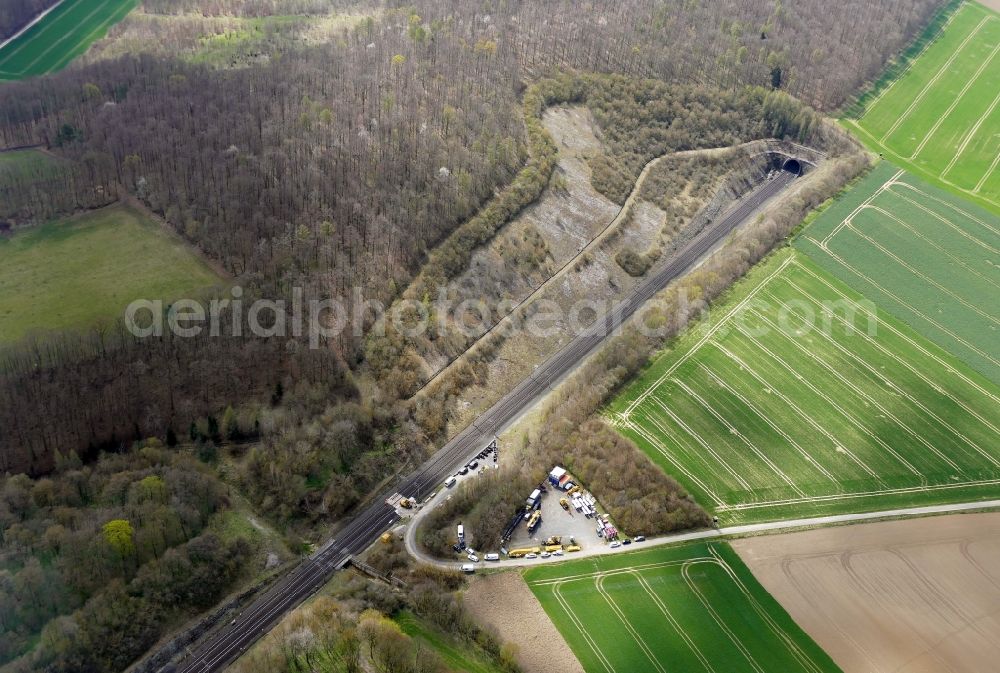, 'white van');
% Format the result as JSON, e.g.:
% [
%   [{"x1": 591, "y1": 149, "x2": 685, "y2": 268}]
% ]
[
  {"x1": 461, "y1": 563, "x2": 475, "y2": 573},
  {"x1": 444, "y1": 476, "x2": 457, "y2": 488},
  {"x1": 484, "y1": 553, "x2": 500, "y2": 562}
]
